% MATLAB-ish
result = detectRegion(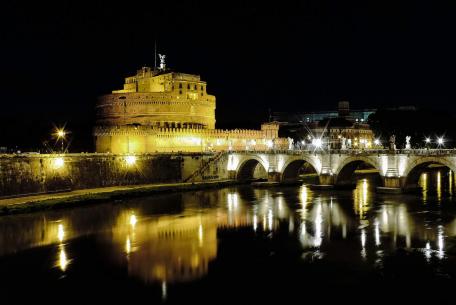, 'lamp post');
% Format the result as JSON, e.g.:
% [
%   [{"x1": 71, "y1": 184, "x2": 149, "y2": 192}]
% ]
[
  {"x1": 54, "y1": 128, "x2": 67, "y2": 153},
  {"x1": 424, "y1": 137, "x2": 431, "y2": 149},
  {"x1": 437, "y1": 137, "x2": 444, "y2": 148}
]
